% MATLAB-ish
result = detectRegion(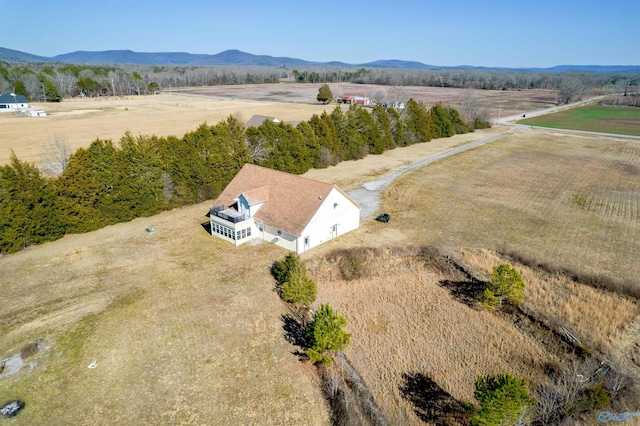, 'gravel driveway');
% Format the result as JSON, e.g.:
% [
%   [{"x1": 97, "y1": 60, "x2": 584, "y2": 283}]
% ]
[{"x1": 348, "y1": 125, "x2": 526, "y2": 220}]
